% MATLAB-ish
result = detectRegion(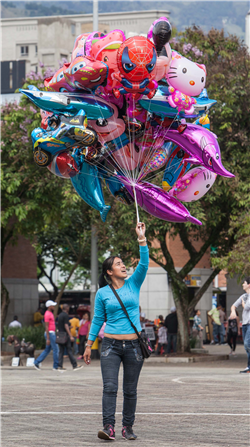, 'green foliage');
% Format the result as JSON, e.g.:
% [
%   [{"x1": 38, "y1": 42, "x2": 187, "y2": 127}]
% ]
[
  {"x1": 3, "y1": 325, "x2": 46, "y2": 350},
  {"x1": 35, "y1": 203, "x2": 93, "y2": 297},
  {"x1": 189, "y1": 337, "x2": 197, "y2": 349},
  {"x1": 212, "y1": 212, "x2": 250, "y2": 278}
]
